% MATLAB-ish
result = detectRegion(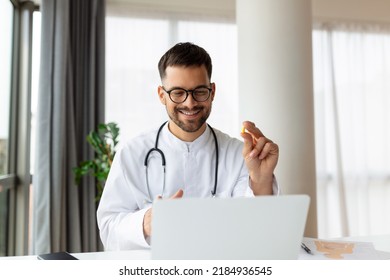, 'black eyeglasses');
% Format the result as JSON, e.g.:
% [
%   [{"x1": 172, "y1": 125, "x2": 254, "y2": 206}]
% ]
[{"x1": 162, "y1": 85, "x2": 213, "y2": 104}]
